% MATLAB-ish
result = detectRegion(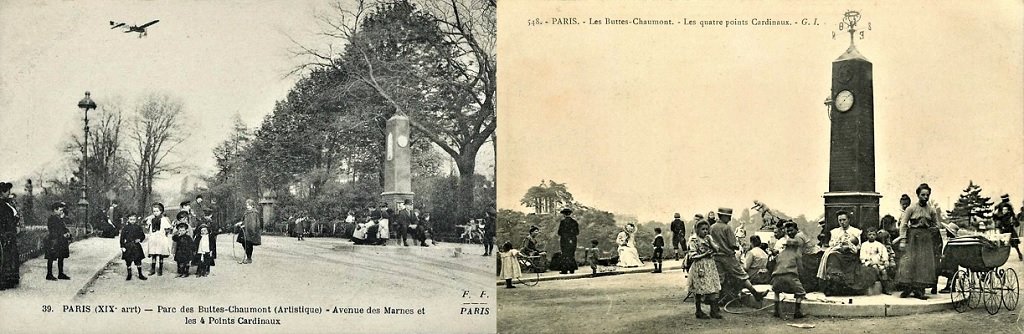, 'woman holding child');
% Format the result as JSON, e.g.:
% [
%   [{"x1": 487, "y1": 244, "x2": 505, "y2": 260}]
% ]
[{"x1": 616, "y1": 223, "x2": 643, "y2": 268}]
